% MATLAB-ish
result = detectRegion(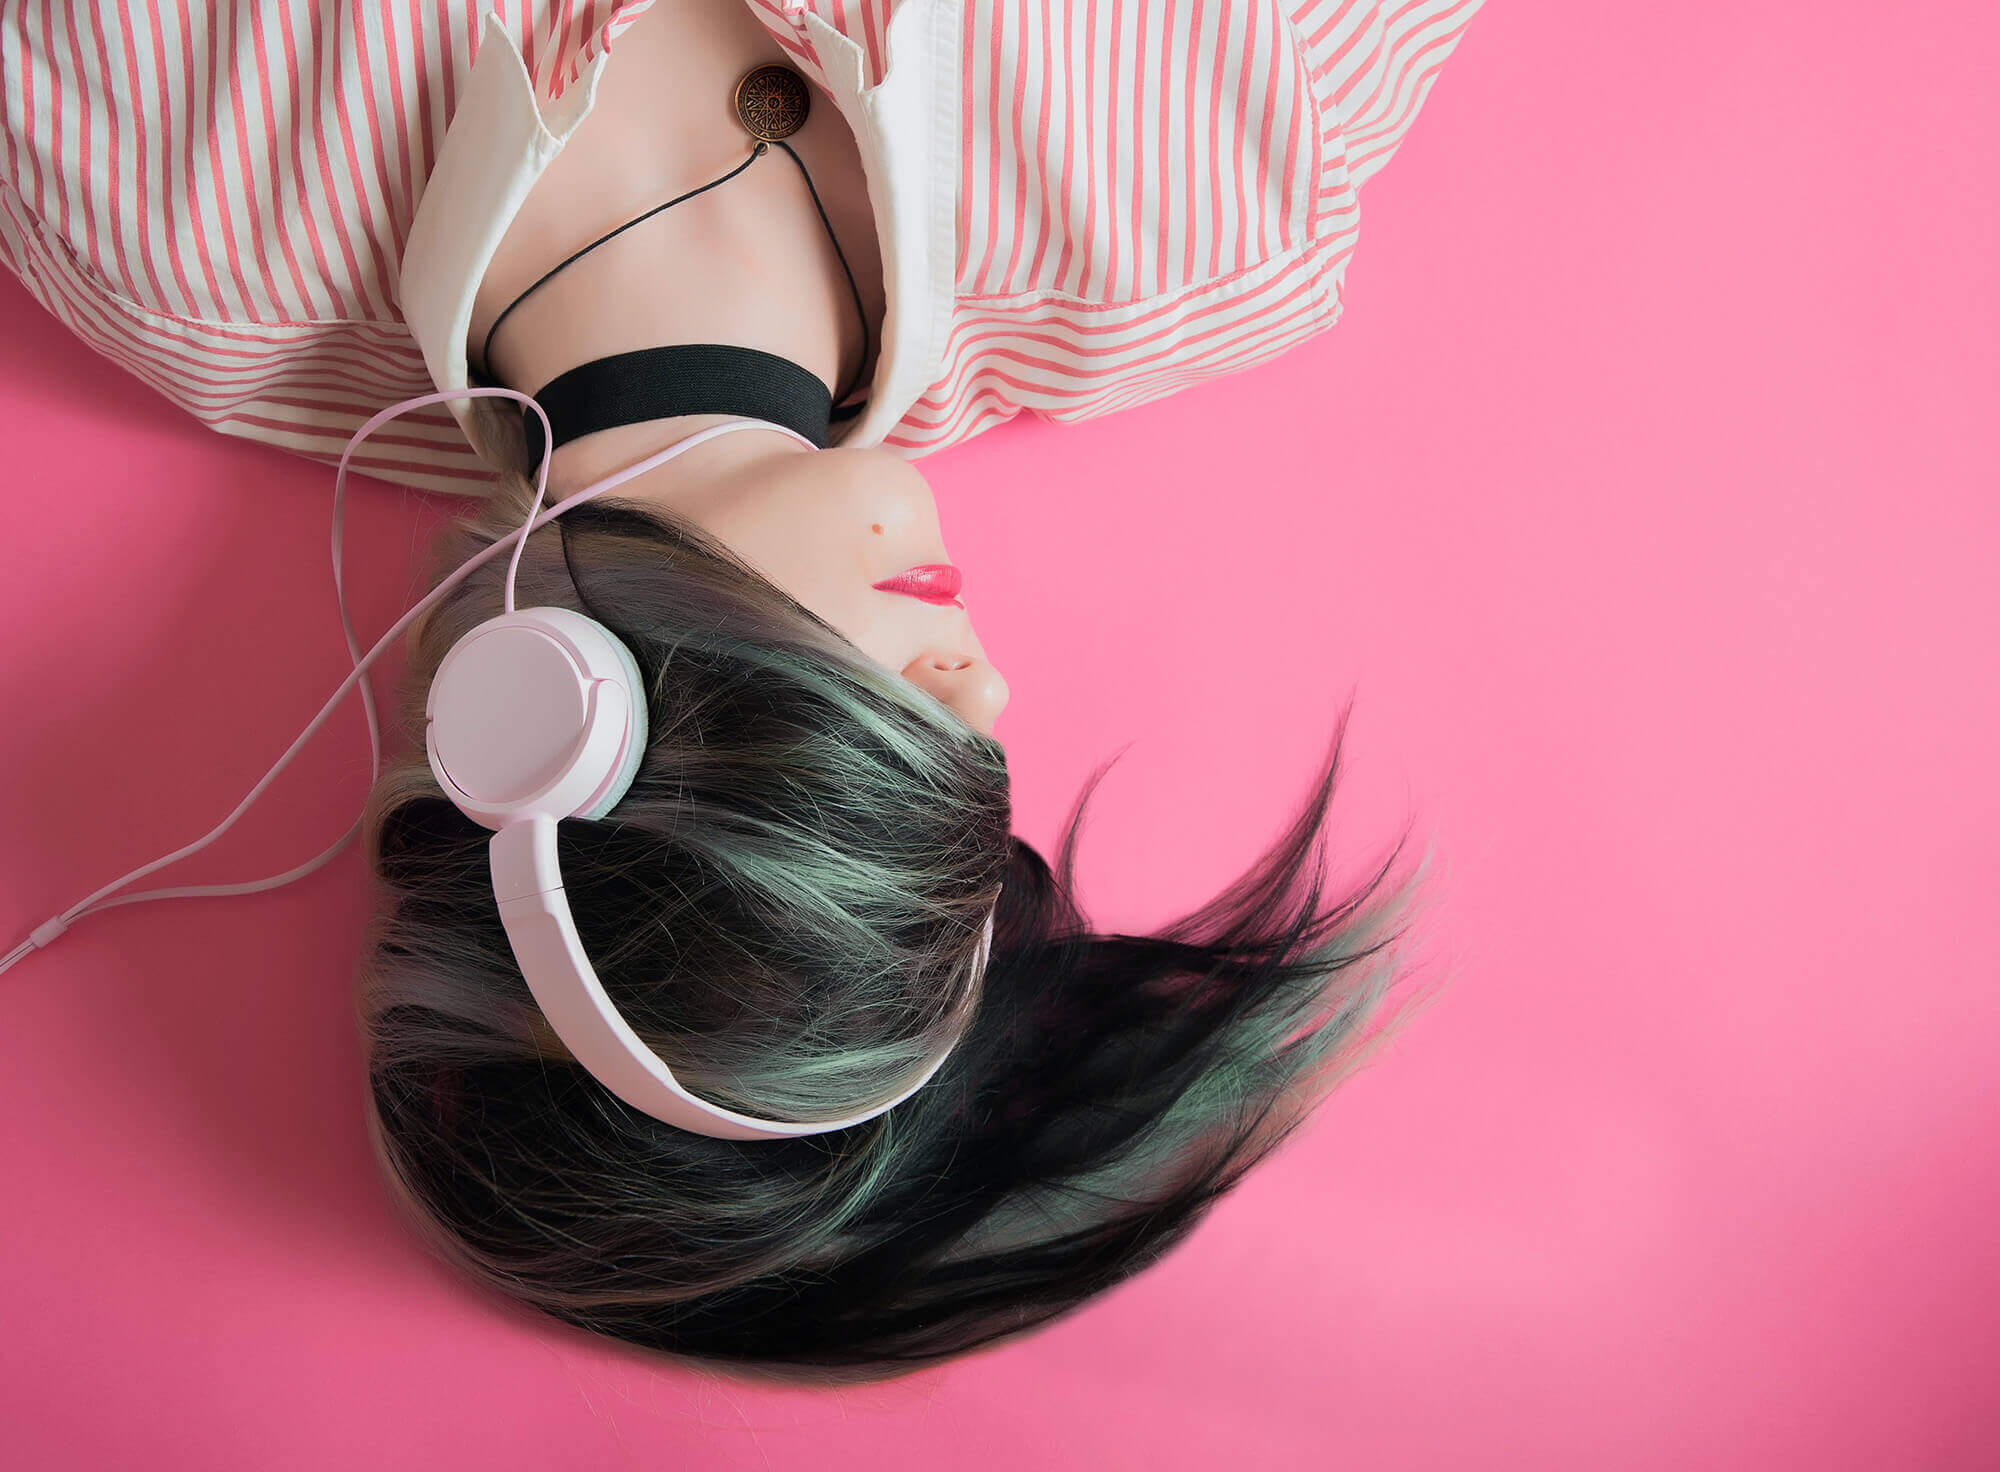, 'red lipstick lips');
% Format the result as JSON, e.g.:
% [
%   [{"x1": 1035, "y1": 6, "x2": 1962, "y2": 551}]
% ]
[{"x1": 872, "y1": 563, "x2": 964, "y2": 607}]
